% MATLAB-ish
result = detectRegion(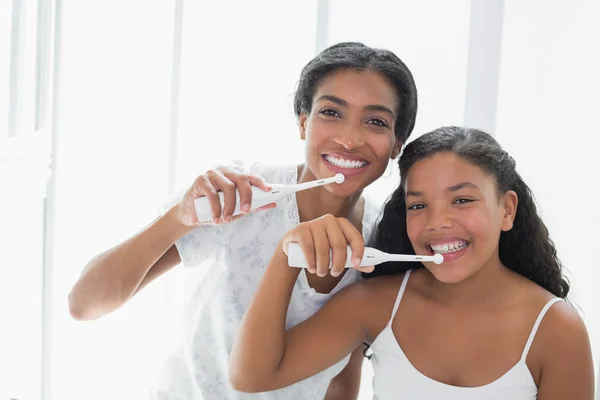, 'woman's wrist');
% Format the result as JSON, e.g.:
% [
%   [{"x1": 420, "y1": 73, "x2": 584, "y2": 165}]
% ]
[{"x1": 163, "y1": 204, "x2": 196, "y2": 240}]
